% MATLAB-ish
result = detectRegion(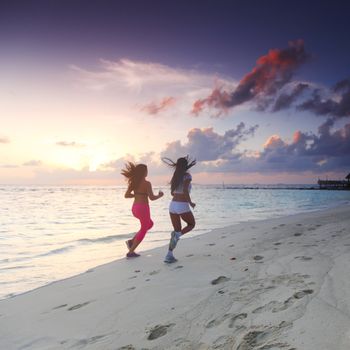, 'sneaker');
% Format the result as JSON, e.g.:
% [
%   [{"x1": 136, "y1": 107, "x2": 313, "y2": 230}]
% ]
[
  {"x1": 125, "y1": 239, "x2": 133, "y2": 249},
  {"x1": 169, "y1": 231, "x2": 180, "y2": 250},
  {"x1": 164, "y1": 255, "x2": 178, "y2": 264},
  {"x1": 126, "y1": 252, "x2": 140, "y2": 258}
]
